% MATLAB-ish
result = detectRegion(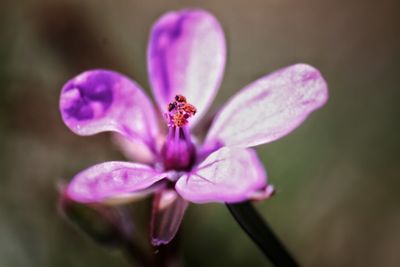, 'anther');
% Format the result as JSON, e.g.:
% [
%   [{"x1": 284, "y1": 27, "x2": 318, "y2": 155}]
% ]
[
  {"x1": 175, "y1": 95, "x2": 187, "y2": 103},
  {"x1": 166, "y1": 95, "x2": 197, "y2": 127},
  {"x1": 168, "y1": 102, "x2": 176, "y2": 112}
]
